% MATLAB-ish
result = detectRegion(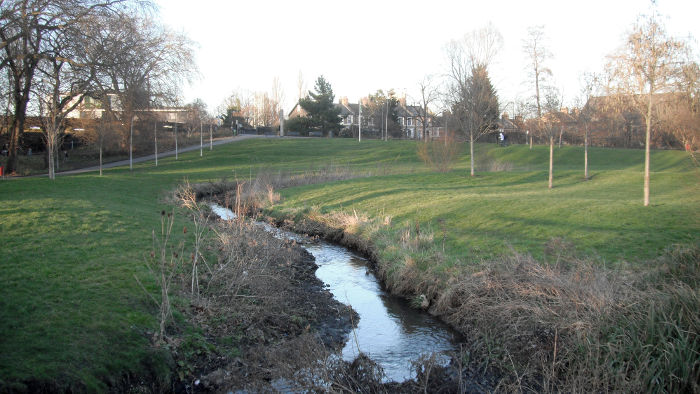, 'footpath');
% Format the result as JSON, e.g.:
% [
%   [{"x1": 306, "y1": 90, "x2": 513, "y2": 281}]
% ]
[{"x1": 3, "y1": 134, "x2": 267, "y2": 178}]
